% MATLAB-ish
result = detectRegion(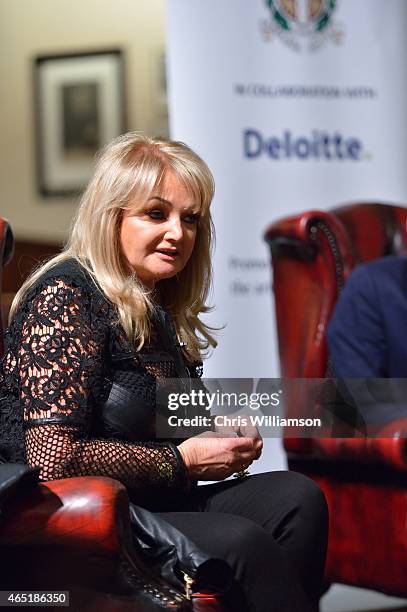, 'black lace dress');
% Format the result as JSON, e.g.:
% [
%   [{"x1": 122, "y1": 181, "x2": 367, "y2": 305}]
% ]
[
  {"x1": 0, "y1": 258, "x2": 197, "y2": 495},
  {"x1": 0, "y1": 260, "x2": 330, "y2": 611}
]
